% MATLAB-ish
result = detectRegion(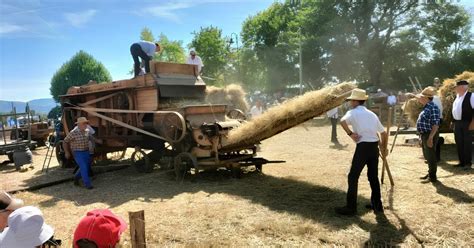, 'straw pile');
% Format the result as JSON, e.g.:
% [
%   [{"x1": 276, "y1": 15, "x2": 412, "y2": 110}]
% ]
[
  {"x1": 222, "y1": 82, "x2": 356, "y2": 151},
  {"x1": 439, "y1": 71, "x2": 474, "y2": 127},
  {"x1": 403, "y1": 71, "x2": 474, "y2": 131},
  {"x1": 205, "y1": 84, "x2": 249, "y2": 112}
]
